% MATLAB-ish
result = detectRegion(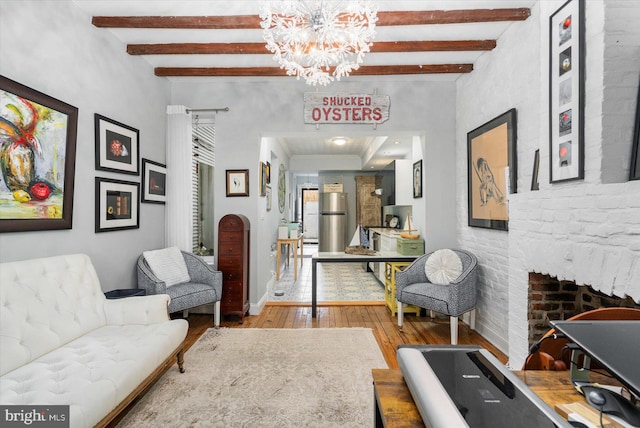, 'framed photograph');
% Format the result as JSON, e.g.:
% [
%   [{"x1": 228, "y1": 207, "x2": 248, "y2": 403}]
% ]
[
  {"x1": 266, "y1": 161, "x2": 271, "y2": 184},
  {"x1": 0, "y1": 75, "x2": 78, "y2": 233},
  {"x1": 467, "y1": 108, "x2": 517, "y2": 231},
  {"x1": 95, "y1": 113, "x2": 139, "y2": 175},
  {"x1": 549, "y1": 0, "x2": 585, "y2": 183},
  {"x1": 226, "y1": 169, "x2": 249, "y2": 197},
  {"x1": 413, "y1": 160, "x2": 423, "y2": 198},
  {"x1": 531, "y1": 149, "x2": 541, "y2": 191},
  {"x1": 141, "y1": 159, "x2": 166, "y2": 204},
  {"x1": 259, "y1": 161, "x2": 267, "y2": 197},
  {"x1": 278, "y1": 164, "x2": 286, "y2": 213},
  {"x1": 266, "y1": 185, "x2": 272, "y2": 211},
  {"x1": 630, "y1": 77, "x2": 640, "y2": 181},
  {"x1": 95, "y1": 177, "x2": 139, "y2": 233}
]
